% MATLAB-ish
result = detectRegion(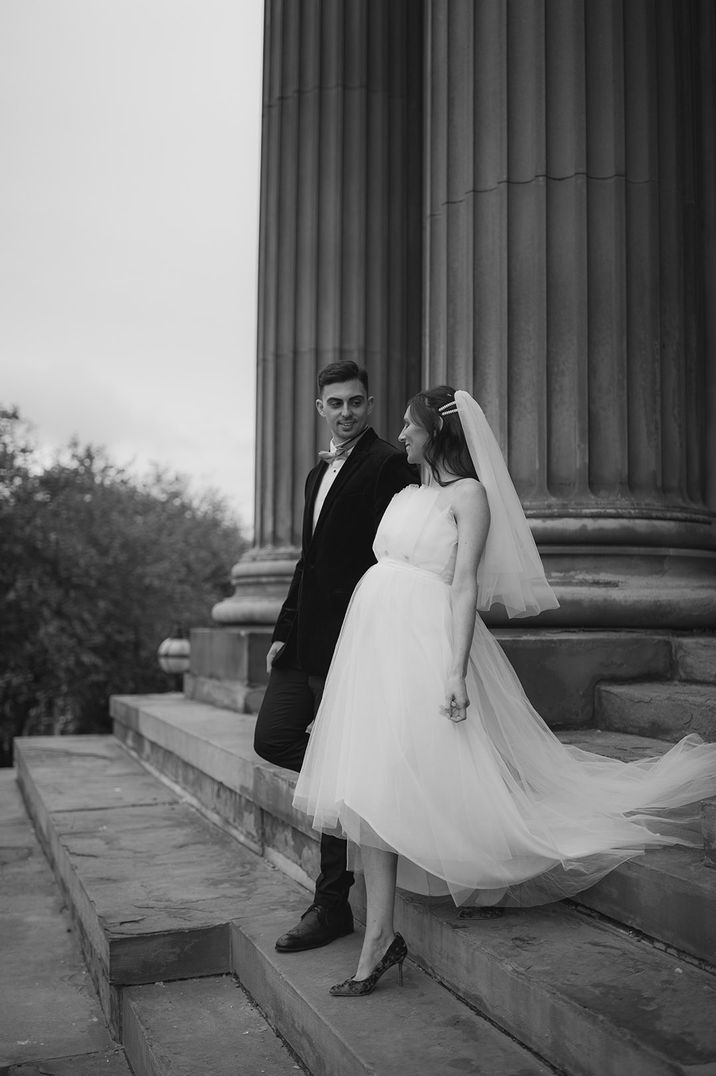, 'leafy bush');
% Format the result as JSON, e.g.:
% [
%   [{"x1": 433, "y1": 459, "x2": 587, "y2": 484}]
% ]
[{"x1": 0, "y1": 406, "x2": 247, "y2": 764}]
